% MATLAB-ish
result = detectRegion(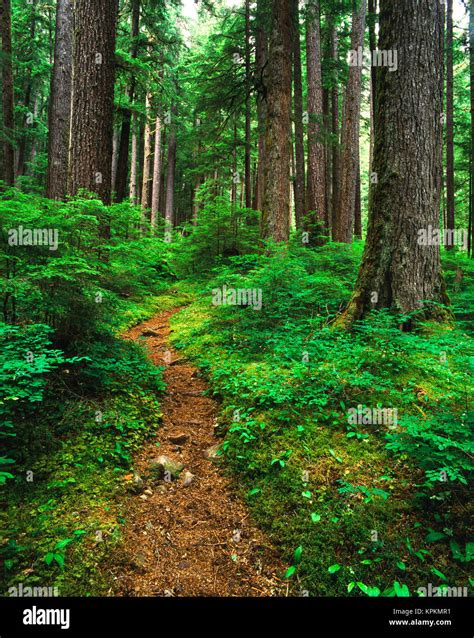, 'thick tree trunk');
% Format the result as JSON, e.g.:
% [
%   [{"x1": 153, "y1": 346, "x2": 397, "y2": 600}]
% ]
[
  {"x1": 16, "y1": 3, "x2": 37, "y2": 180},
  {"x1": 244, "y1": 0, "x2": 252, "y2": 209},
  {"x1": 292, "y1": 0, "x2": 305, "y2": 228},
  {"x1": 470, "y1": 0, "x2": 474, "y2": 256},
  {"x1": 334, "y1": 0, "x2": 366, "y2": 243},
  {"x1": 341, "y1": 0, "x2": 449, "y2": 325},
  {"x1": 165, "y1": 108, "x2": 177, "y2": 230},
  {"x1": 254, "y1": 0, "x2": 268, "y2": 213},
  {"x1": 354, "y1": 147, "x2": 361, "y2": 238},
  {"x1": 46, "y1": 0, "x2": 73, "y2": 199},
  {"x1": 261, "y1": 0, "x2": 293, "y2": 242},
  {"x1": 446, "y1": 0, "x2": 455, "y2": 249},
  {"x1": 0, "y1": 0, "x2": 15, "y2": 186},
  {"x1": 129, "y1": 112, "x2": 139, "y2": 204},
  {"x1": 68, "y1": 0, "x2": 119, "y2": 209},
  {"x1": 150, "y1": 115, "x2": 162, "y2": 227},
  {"x1": 323, "y1": 84, "x2": 331, "y2": 231},
  {"x1": 115, "y1": 0, "x2": 140, "y2": 203},
  {"x1": 330, "y1": 23, "x2": 339, "y2": 237},
  {"x1": 368, "y1": 0, "x2": 377, "y2": 150},
  {"x1": 141, "y1": 93, "x2": 153, "y2": 211},
  {"x1": 305, "y1": 0, "x2": 326, "y2": 229}
]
